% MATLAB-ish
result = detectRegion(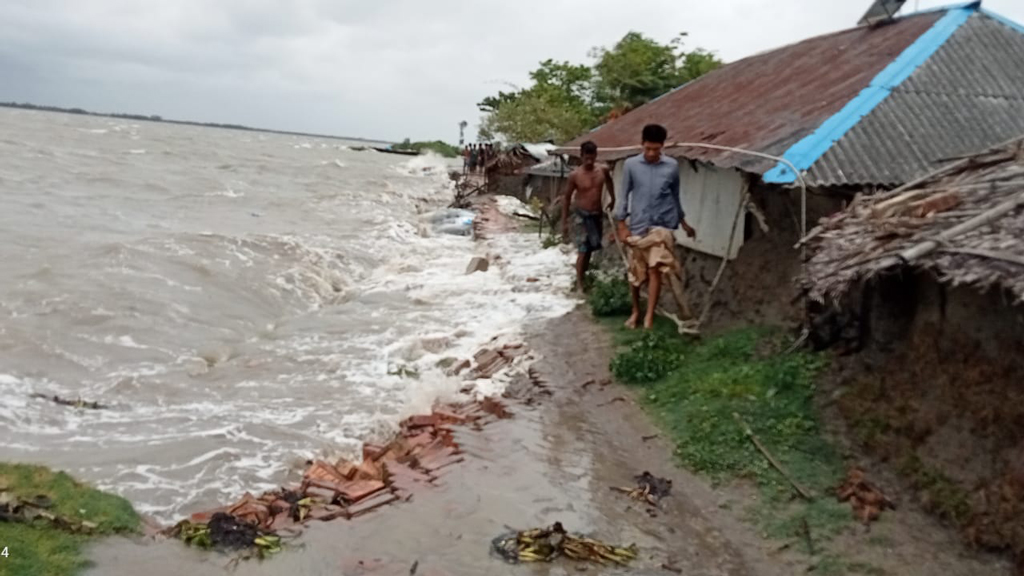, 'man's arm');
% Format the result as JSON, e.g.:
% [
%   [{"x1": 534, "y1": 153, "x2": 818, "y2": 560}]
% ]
[
  {"x1": 615, "y1": 163, "x2": 632, "y2": 241},
  {"x1": 561, "y1": 172, "x2": 577, "y2": 237},
  {"x1": 604, "y1": 165, "x2": 616, "y2": 213}
]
